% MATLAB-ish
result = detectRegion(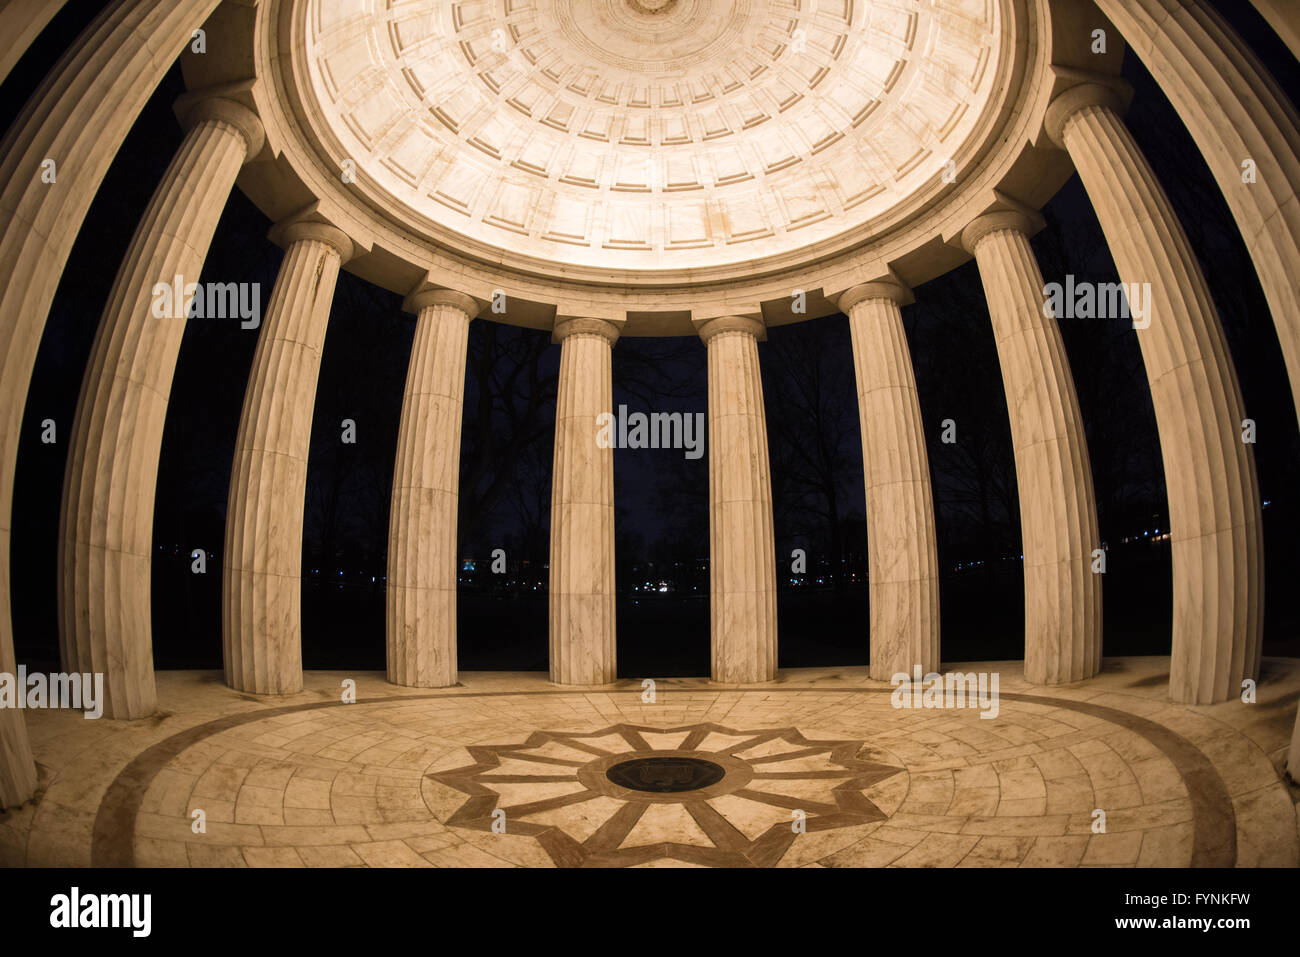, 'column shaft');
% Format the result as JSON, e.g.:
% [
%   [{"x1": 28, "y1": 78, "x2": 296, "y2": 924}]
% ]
[
  {"x1": 0, "y1": 623, "x2": 35, "y2": 808},
  {"x1": 59, "y1": 108, "x2": 259, "y2": 720},
  {"x1": 1289, "y1": 705, "x2": 1300, "y2": 786},
  {"x1": 549, "y1": 319, "x2": 618, "y2": 685},
  {"x1": 1095, "y1": 0, "x2": 1300, "y2": 424},
  {"x1": 0, "y1": 0, "x2": 220, "y2": 808},
  {"x1": 1249, "y1": 0, "x2": 1300, "y2": 60},
  {"x1": 387, "y1": 292, "x2": 475, "y2": 687},
  {"x1": 1054, "y1": 93, "x2": 1263, "y2": 704},
  {"x1": 701, "y1": 317, "x2": 777, "y2": 683},
  {"x1": 842, "y1": 291, "x2": 940, "y2": 680},
  {"x1": 223, "y1": 225, "x2": 348, "y2": 695},
  {"x1": 0, "y1": 0, "x2": 69, "y2": 84},
  {"x1": 968, "y1": 220, "x2": 1102, "y2": 684}
]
